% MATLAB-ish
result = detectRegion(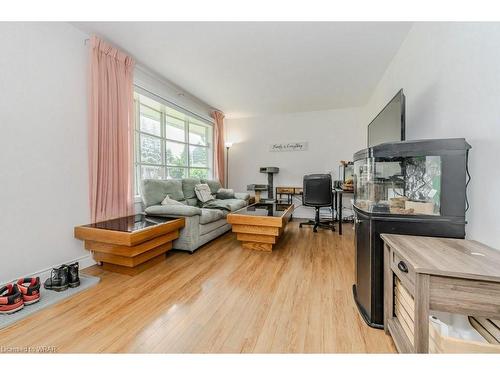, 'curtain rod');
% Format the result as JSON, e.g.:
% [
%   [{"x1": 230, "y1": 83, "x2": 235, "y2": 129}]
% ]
[{"x1": 134, "y1": 83, "x2": 214, "y2": 124}]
